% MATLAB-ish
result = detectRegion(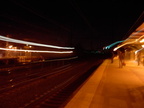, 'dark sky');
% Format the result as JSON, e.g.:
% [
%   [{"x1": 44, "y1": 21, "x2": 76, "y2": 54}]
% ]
[{"x1": 0, "y1": 0, "x2": 143, "y2": 50}]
